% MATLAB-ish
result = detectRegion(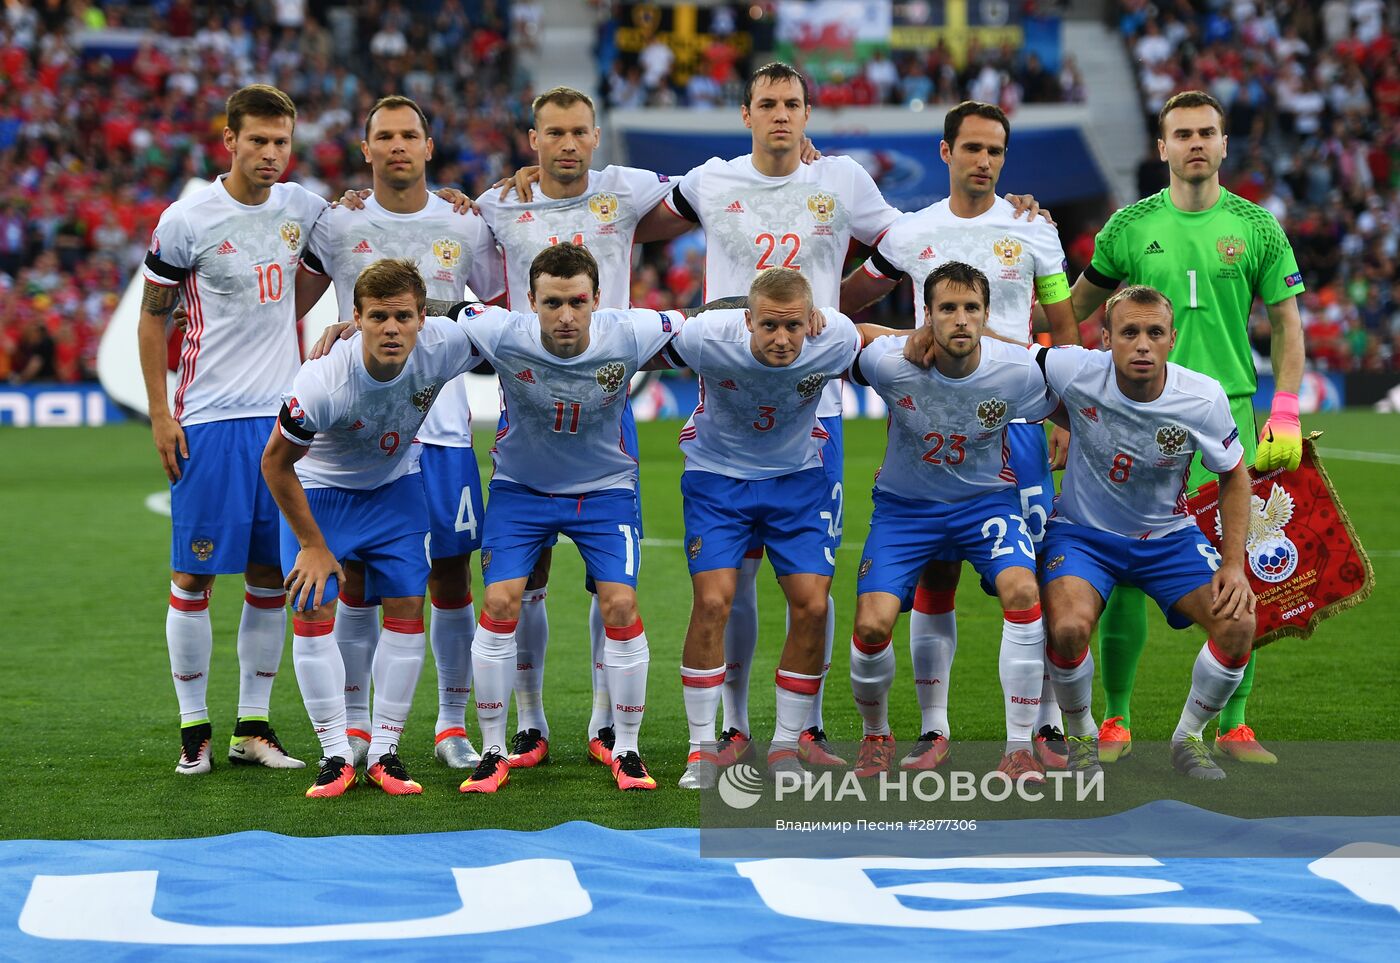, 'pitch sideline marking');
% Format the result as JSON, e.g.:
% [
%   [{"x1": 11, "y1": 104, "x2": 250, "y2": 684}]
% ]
[{"x1": 1317, "y1": 447, "x2": 1400, "y2": 465}]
